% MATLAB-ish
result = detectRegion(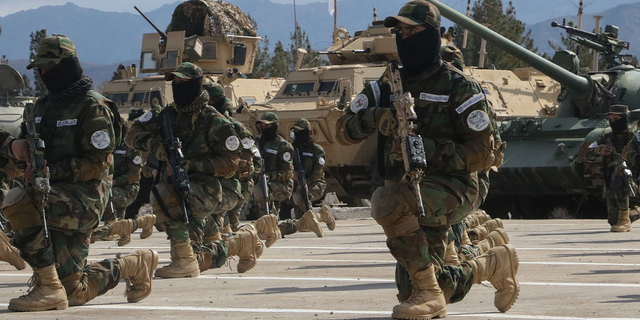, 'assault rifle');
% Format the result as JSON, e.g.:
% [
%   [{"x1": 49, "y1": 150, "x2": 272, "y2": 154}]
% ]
[
  {"x1": 162, "y1": 115, "x2": 192, "y2": 223},
  {"x1": 24, "y1": 103, "x2": 50, "y2": 239},
  {"x1": 258, "y1": 158, "x2": 270, "y2": 215},
  {"x1": 293, "y1": 148, "x2": 310, "y2": 212},
  {"x1": 387, "y1": 61, "x2": 427, "y2": 218}
]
